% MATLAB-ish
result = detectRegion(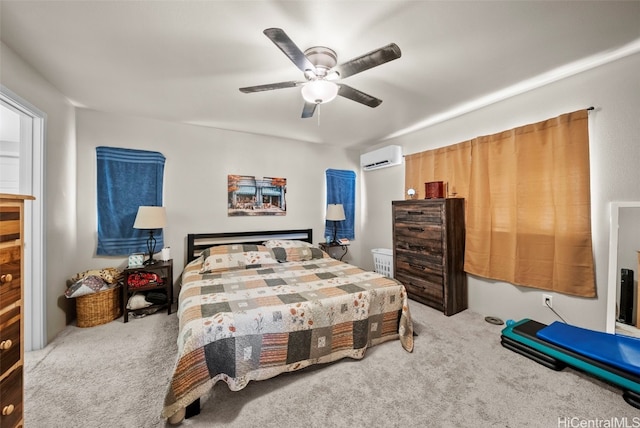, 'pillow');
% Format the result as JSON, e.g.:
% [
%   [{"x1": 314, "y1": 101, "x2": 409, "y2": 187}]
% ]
[
  {"x1": 263, "y1": 239, "x2": 314, "y2": 249},
  {"x1": 200, "y1": 244, "x2": 279, "y2": 273},
  {"x1": 70, "y1": 267, "x2": 122, "y2": 285},
  {"x1": 269, "y1": 246, "x2": 329, "y2": 262},
  {"x1": 127, "y1": 293, "x2": 153, "y2": 310},
  {"x1": 65, "y1": 275, "x2": 109, "y2": 298}
]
